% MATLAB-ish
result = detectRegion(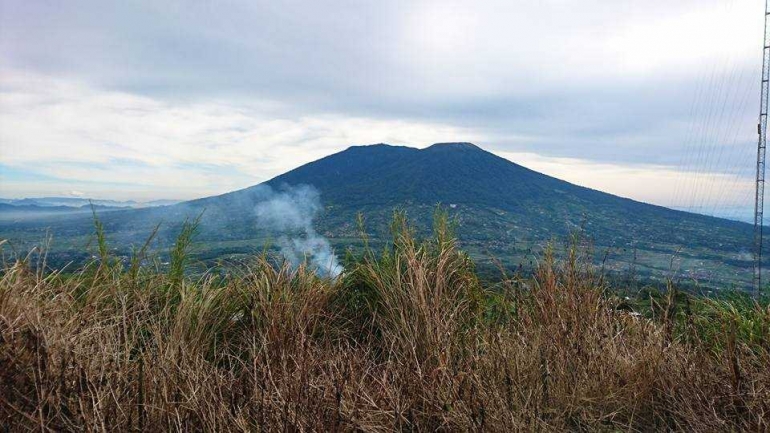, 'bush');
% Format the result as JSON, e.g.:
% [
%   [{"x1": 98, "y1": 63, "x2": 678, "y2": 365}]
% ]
[{"x1": 1, "y1": 213, "x2": 769, "y2": 431}]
